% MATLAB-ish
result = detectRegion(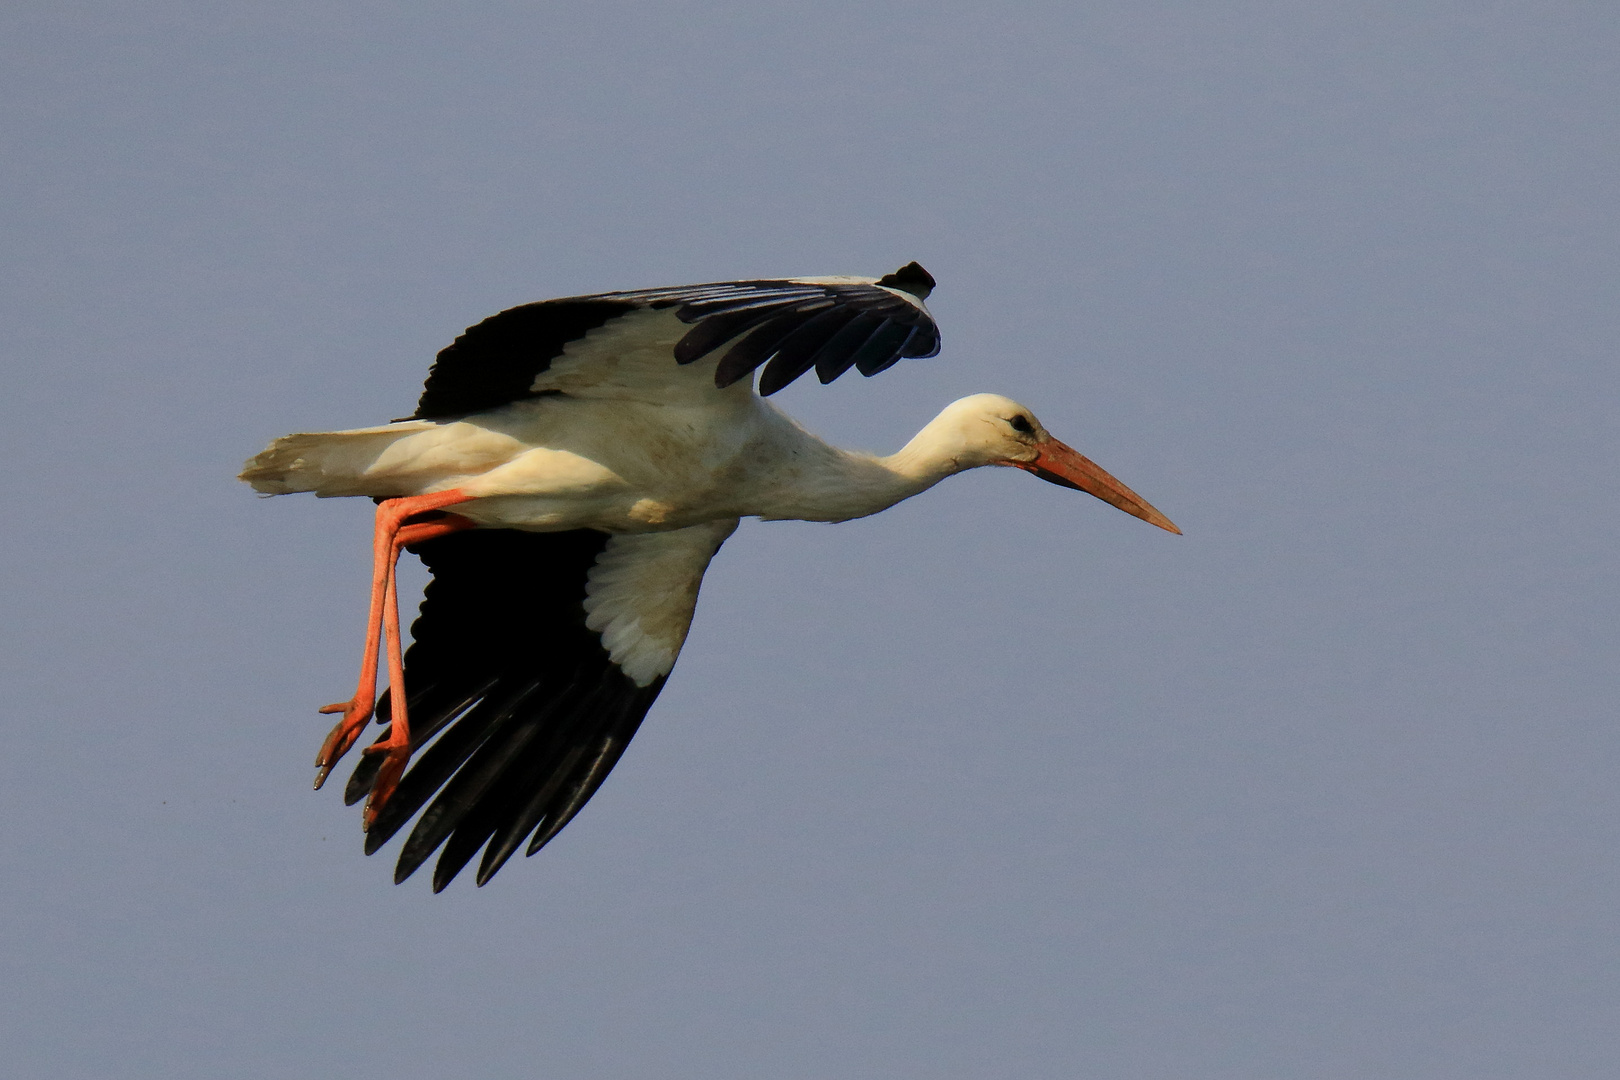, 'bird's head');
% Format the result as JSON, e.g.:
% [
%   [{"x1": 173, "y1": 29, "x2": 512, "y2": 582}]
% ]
[{"x1": 930, "y1": 393, "x2": 1181, "y2": 534}]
